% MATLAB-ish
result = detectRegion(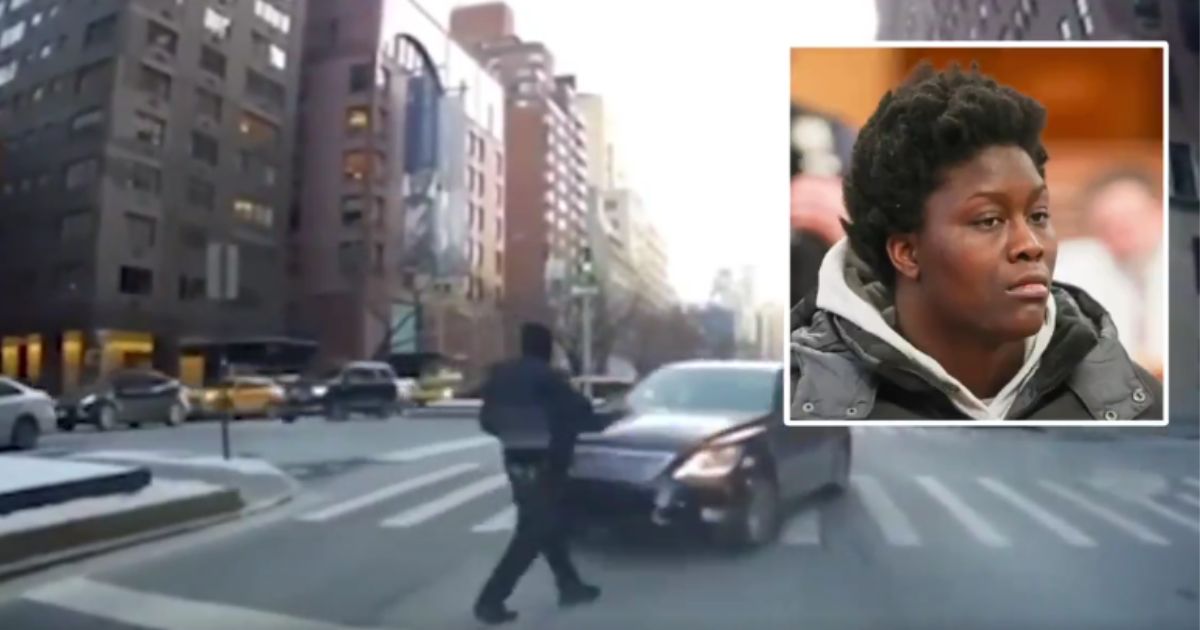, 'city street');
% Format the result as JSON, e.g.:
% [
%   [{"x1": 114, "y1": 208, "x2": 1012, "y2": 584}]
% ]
[{"x1": 0, "y1": 415, "x2": 1196, "y2": 629}]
